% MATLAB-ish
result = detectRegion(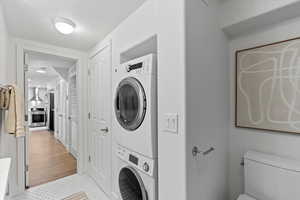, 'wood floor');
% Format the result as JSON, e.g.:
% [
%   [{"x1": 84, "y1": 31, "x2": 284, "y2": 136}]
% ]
[{"x1": 29, "y1": 130, "x2": 77, "y2": 187}]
